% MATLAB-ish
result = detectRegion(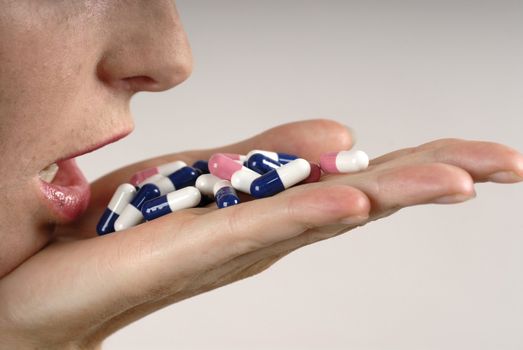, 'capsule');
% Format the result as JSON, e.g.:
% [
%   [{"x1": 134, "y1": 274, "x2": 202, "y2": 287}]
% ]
[
  {"x1": 320, "y1": 150, "x2": 369, "y2": 174},
  {"x1": 114, "y1": 178, "x2": 176, "y2": 231},
  {"x1": 136, "y1": 173, "x2": 165, "y2": 188},
  {"x1": 213, "y1": 180, "x2": 240, "y2": 209},
  {"x1": 164, "y1": 166, "x2": 201, "y2": 189},
  {"x1": 299, "y1": 162, "x2": 322, "y2": 184},
  {"x1": 209, "y1": 153, "x2": 260, "y2": 194},
  {"x1": 142, "y1": 187, "x2": 201, "y2": 221},
  {"x1": 192, "y1": 160, "x2": 210, "y2": 174},
  {"x1": 246, "y1": 150, "x2": 298, "y2": 165},
  {"x1": 130, "y1": 160, "x2": 187, "y2": 186},
  {"x1": 222, "y1": 153, "x2": 248, "y2": 164},
  {"x1": 246, "y1": 153, "x2": 282, "y2": 174},
  {"x1": 195, "y1": 173, "x2": 222, "y2": 198},
  {"x1": 250, "y1": 158, "x2": 311, "y2": 198},
  {"x1": 96, "y1": 184, "x2": 136, "y2": 235}
]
